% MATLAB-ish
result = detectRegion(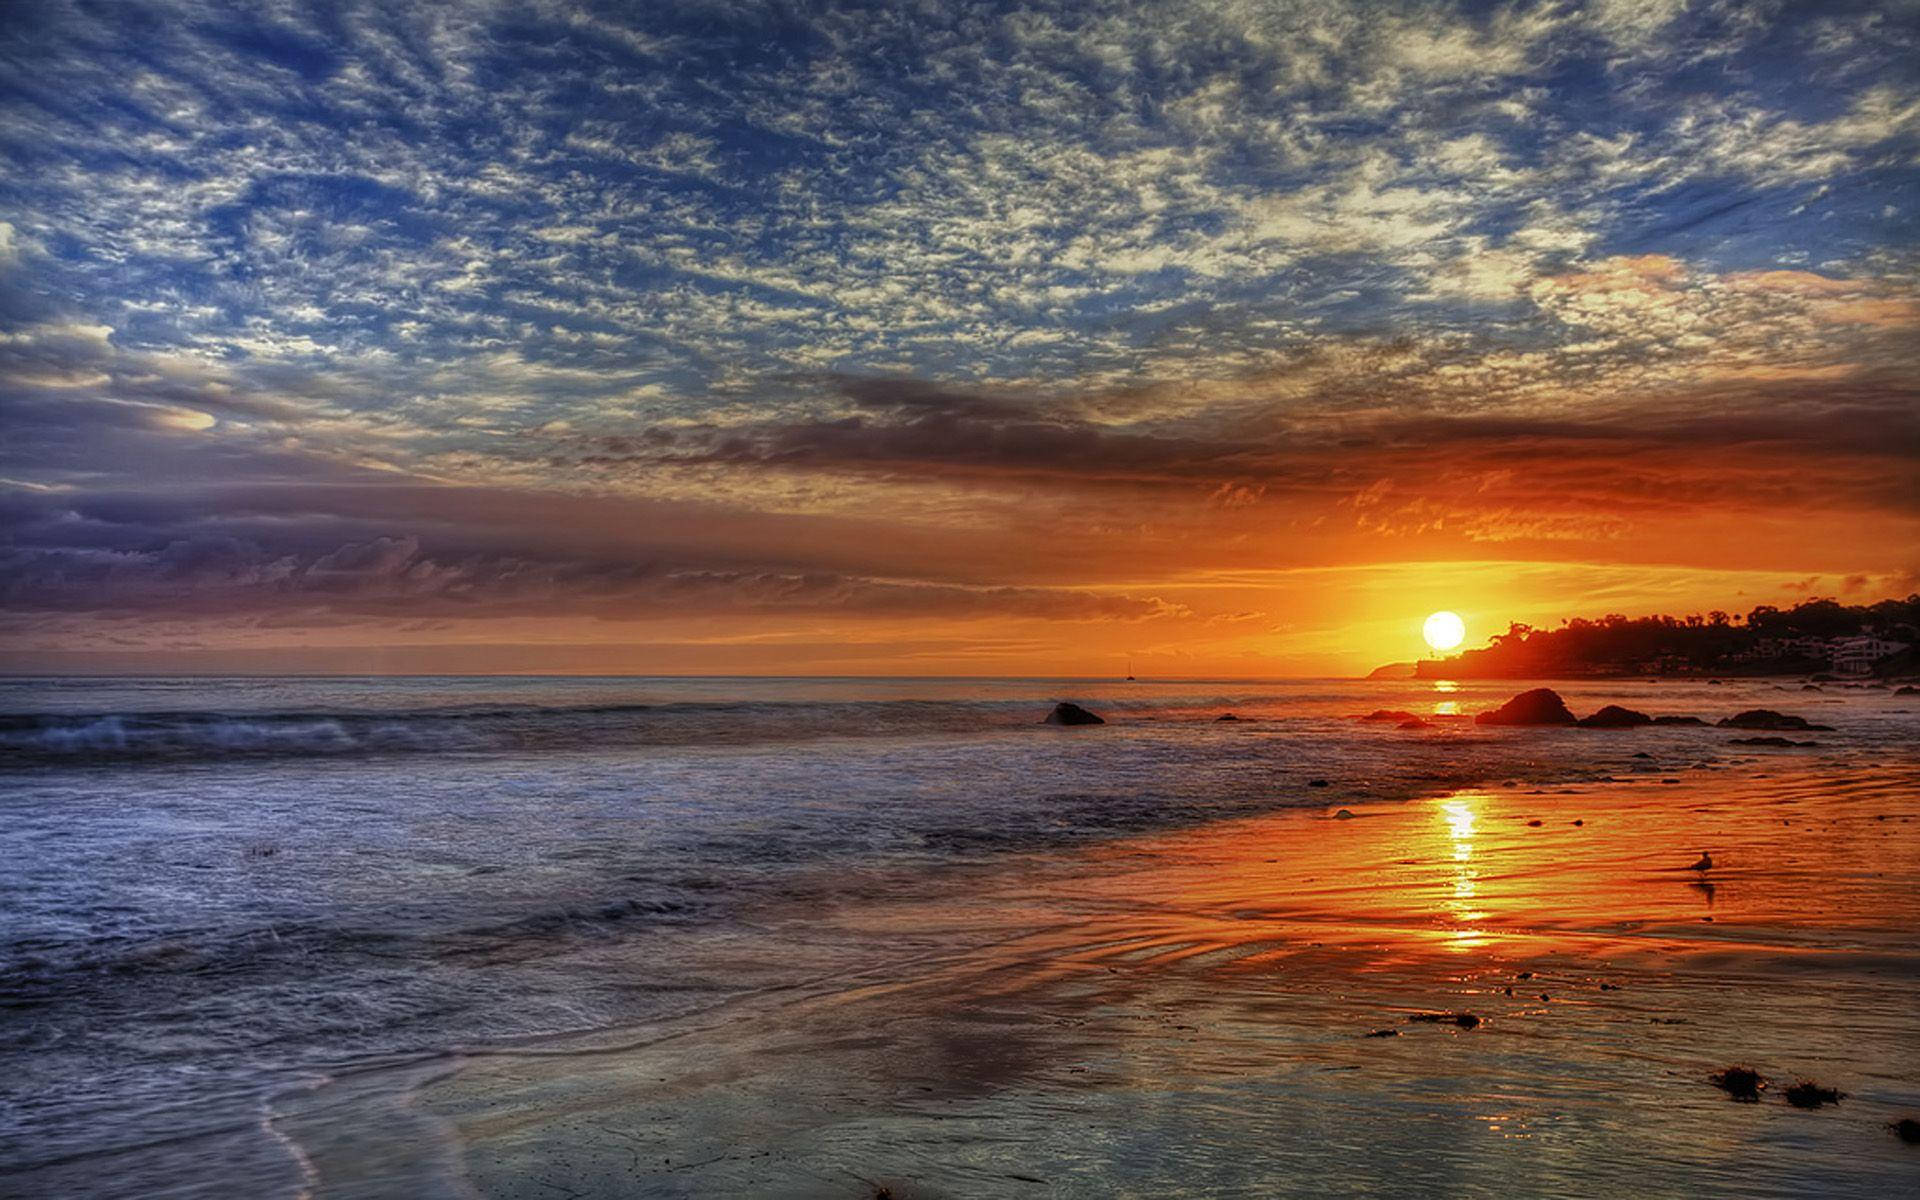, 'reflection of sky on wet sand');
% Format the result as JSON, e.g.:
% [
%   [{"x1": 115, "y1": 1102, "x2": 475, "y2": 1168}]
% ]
[{"x1": 290, "y1": 764, "x2": 1920, "y2": 1198}]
